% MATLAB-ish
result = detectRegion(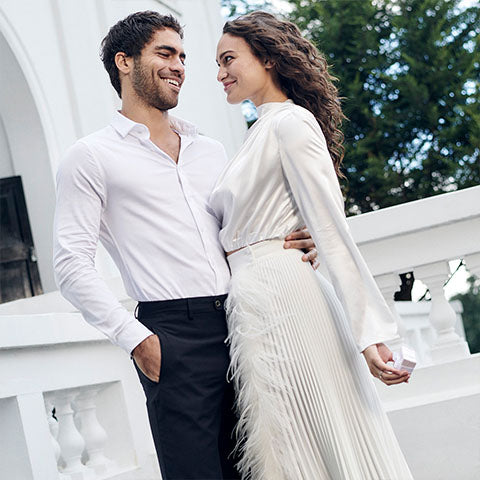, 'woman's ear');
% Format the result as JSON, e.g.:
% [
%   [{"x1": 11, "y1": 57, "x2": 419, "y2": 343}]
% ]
[{"x1": 264, "y1": 58, "x2": 275, "y2": 69}]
